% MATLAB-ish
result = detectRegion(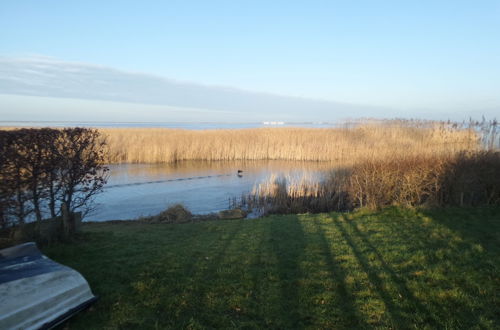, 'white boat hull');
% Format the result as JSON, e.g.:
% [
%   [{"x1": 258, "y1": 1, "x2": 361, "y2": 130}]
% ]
[{"x1": 0, "y1": 242, "x2": 97, "y2": 329}]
